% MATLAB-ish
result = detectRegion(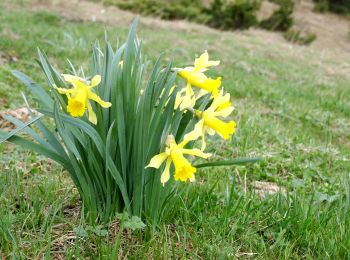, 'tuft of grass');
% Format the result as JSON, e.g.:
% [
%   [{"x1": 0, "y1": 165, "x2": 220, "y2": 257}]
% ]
[
  {"x1": 0, "y1": 0, "x2": 349, "y2": 258},
  {"x1": 283, "y1": 29, "x2": 317, "y2": 45}
]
